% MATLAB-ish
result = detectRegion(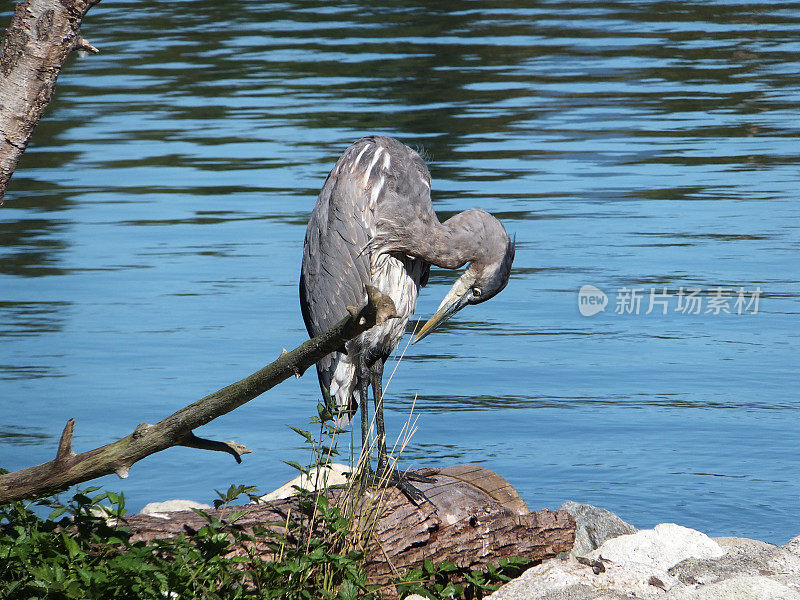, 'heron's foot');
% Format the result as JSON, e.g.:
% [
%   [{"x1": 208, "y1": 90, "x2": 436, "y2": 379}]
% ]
[
  {"x1": 397, "y1": 469, "x2": 438, "y2": 484},
  {"x1": 360, "y1": 463, "x2": 435, "y2": 505}
]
